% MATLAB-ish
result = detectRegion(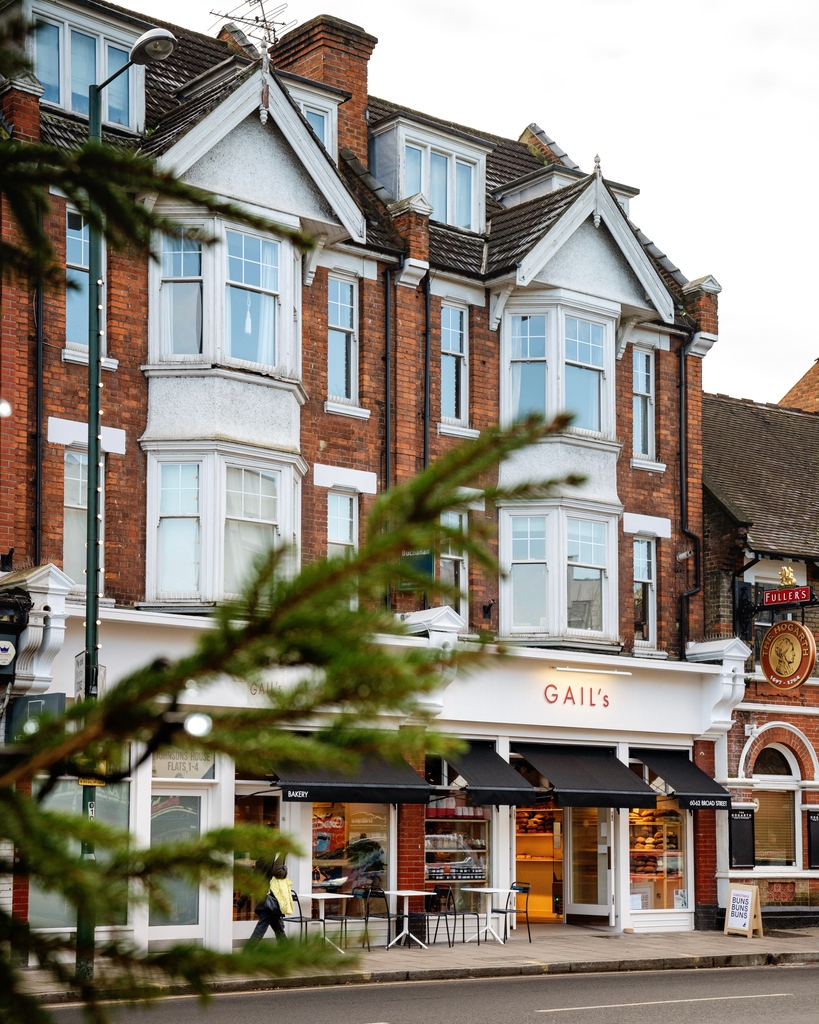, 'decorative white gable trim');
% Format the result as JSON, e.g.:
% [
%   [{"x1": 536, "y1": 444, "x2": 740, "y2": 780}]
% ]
[
  {"x1": 516, "y1": 180, "x2": 675, "y2": 324},
  {"x1": 313, "y1": 464, "x2": 378, "y2": 494},
  {"x1": 303, "y1": 237, "x2": 326, "y2": 286},
  {"x1": 683, "y1": 274, "x2": 722, "y2": 296},
  {"x1": 156, "y1": 72, "x2": 365, "y2": 244}
]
